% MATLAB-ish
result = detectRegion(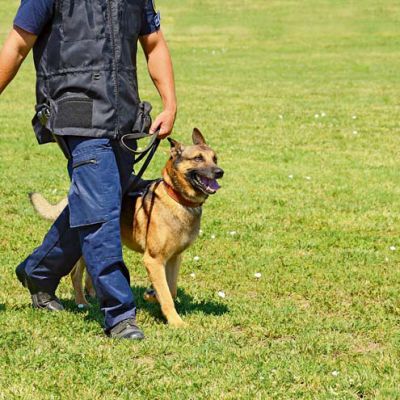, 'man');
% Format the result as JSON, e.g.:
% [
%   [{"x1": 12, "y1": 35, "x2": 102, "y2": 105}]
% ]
[{"x1": 0, "y1": 0, "x2": 177, "y2": 340}]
